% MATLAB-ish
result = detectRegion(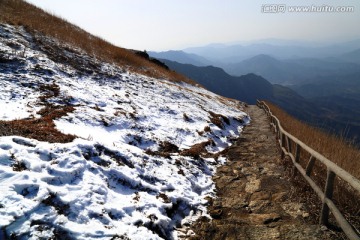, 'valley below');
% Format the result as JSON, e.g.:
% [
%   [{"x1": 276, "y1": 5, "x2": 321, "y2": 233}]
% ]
[{"x1": 151, "y1": 46, "x2": 360, "y2": 146}]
